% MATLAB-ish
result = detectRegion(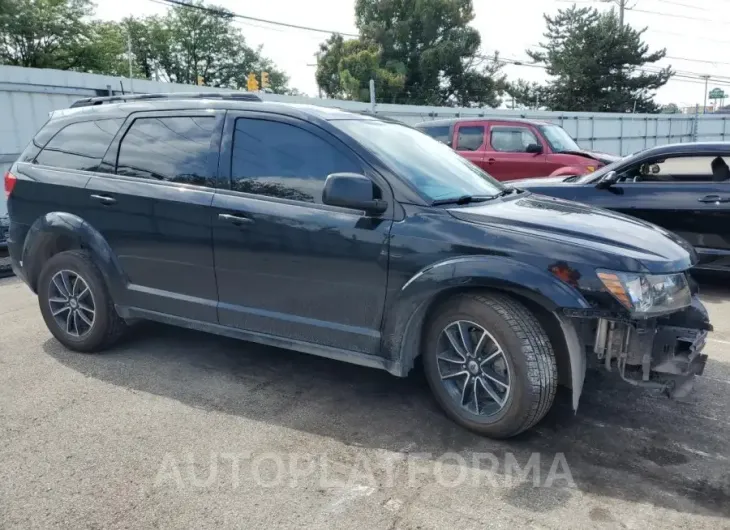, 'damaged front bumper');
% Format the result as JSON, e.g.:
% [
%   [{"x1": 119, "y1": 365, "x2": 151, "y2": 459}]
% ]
[{"x1": 591, "y1": 295, "x2": 711, "y2": 398}]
